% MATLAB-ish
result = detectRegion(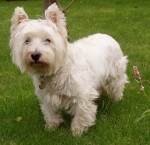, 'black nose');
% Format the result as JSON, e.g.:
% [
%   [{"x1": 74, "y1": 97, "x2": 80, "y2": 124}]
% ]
[{"x1": 31, "y1": 52, "x2": 41, "y2": 61}]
